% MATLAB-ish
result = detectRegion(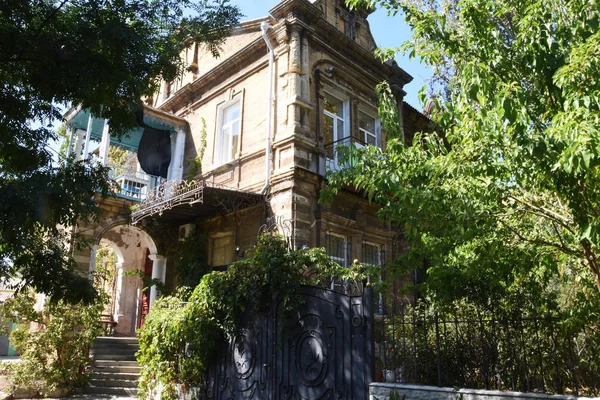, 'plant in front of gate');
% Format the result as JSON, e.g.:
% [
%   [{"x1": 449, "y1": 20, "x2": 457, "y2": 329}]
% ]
[
  {"x1": 137, "y1": 234, "x2": 377, "y2": 400},
  {"x1": 0, "y1": 290, "x2": 106, "y2": 395}
]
